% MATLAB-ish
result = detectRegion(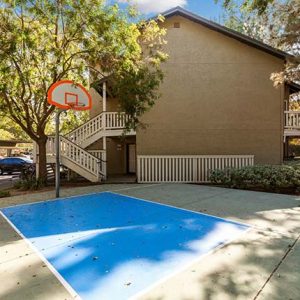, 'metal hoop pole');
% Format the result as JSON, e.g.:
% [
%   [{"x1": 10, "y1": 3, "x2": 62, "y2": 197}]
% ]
[{"x1": 55, "y1": 109, "x2": 66, "y2": 198}]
